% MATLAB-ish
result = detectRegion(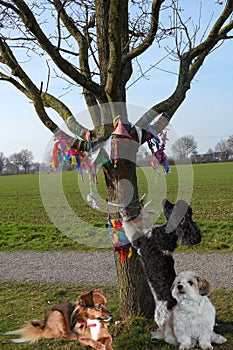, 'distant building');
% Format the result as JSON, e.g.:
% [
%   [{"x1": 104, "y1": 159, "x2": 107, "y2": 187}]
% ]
[{"x1": 191, "y1": 151, "x2": 222, "y2": 163}]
